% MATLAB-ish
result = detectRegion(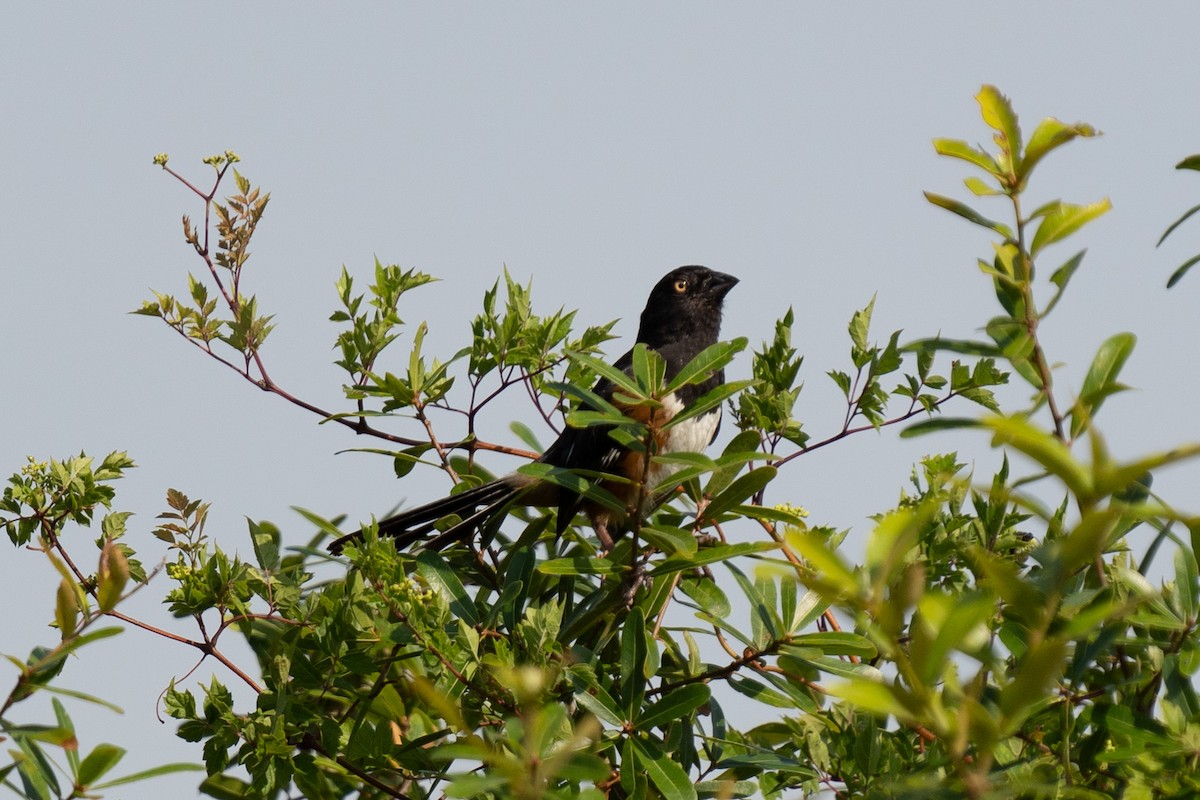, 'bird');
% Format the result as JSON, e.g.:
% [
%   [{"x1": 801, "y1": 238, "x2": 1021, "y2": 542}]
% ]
[{"x1": 328, "y1": 265, "x2": 739, "y2": 556}]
